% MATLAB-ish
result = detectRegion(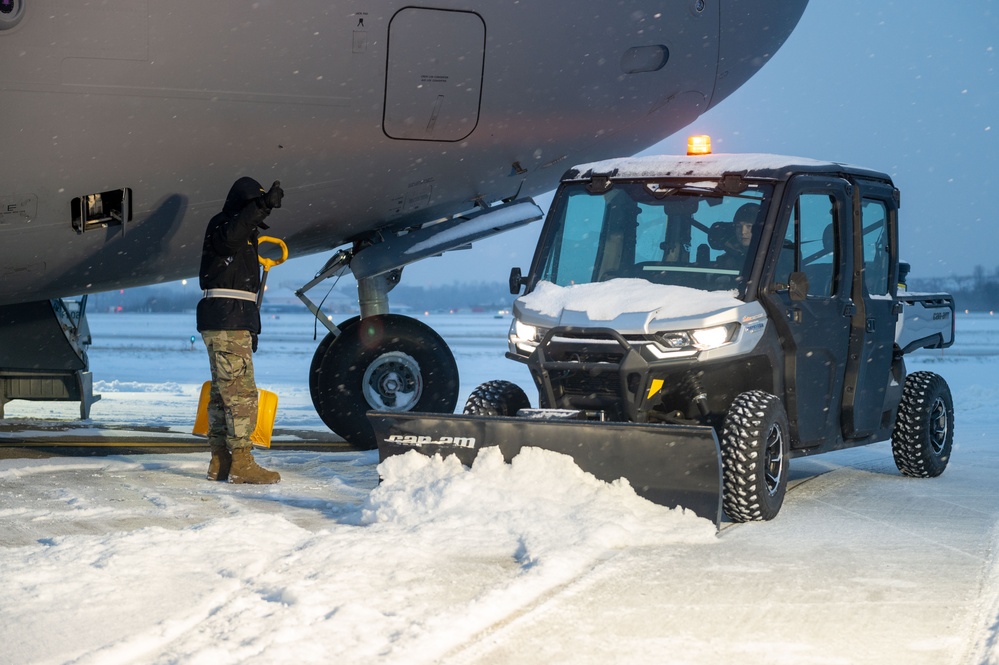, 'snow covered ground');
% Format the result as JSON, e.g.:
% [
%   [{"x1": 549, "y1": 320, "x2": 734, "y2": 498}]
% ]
[{"x1": 1, "y1": 311, "x2": 998, "y2": 665}]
